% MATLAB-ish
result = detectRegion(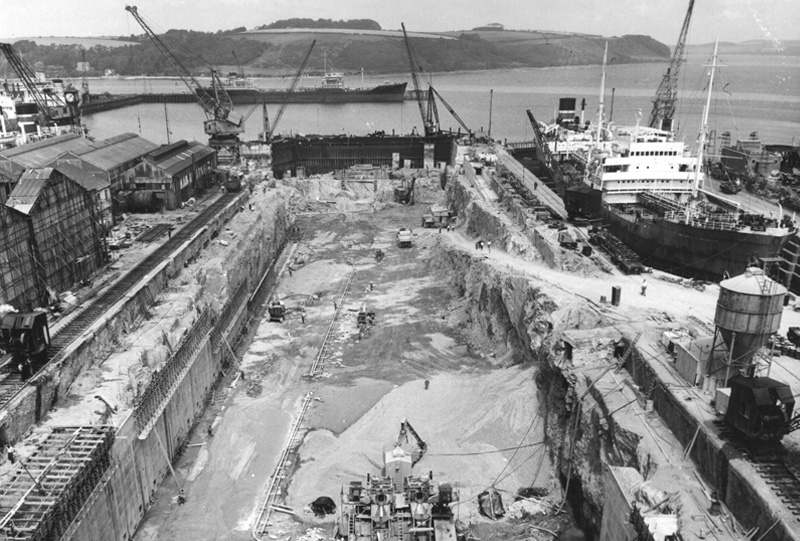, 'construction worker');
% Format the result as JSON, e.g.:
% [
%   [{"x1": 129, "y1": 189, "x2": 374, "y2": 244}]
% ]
[
  {"x1": 424, "y1": 379, "x2": 430, "y2": 390},
  {"x1": 301, "y1": 313, "x2": 306, "y2": 324},
  {"x1": 177, "y1": 489, "x2": 186, "y2": 505},
  {"x1": 641, "y1": 279, "x2": 648, "y2": 296},
  {"x1": 487, "y1": 241, "x2": 492, "y2": 253}
]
